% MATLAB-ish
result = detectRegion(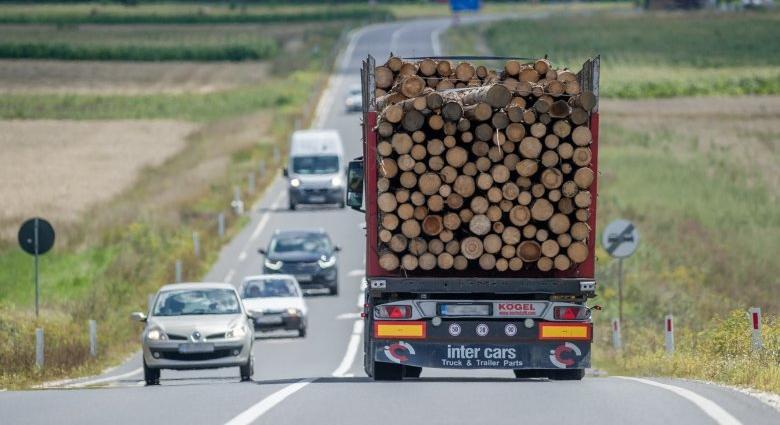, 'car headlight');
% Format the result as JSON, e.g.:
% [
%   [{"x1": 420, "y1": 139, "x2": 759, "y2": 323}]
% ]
[
  {"x1": 146, "y1": 327, "x2": 167, "y2": 341},
  {"x1": 318, "y1": 255, "x2": 337, "y2": 268},
  {"x1": 226, "y1": 321, "x2": 248, "y2": 339},
  {"x1": 286, "y1": 308, "x2": 301, "y2": 316},
  {"x1": 248, "y1": 309, "x2": 263, "y2": 317},
  {"x1": 331, "y1": 176, "x2": 343, "y2": 187},
  {"x1": 346, "y1": 99, "x2": 354, "y2": 106},
  {"x1": 264, "y1": 258, "x2": 283, "y2": 270},
  {"x1": 290, "y1": 178, "x2": 301, "y2": 188}
]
